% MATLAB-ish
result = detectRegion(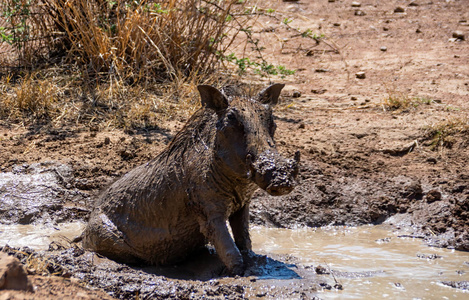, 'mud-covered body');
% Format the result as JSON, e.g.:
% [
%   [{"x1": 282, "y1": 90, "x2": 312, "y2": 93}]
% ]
[{"x1": 83, "y1": 84, "x2": 299, "y2": 274}]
